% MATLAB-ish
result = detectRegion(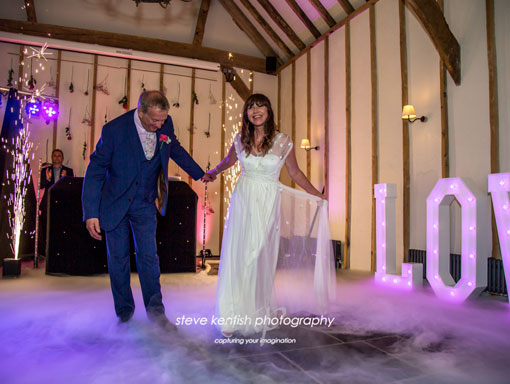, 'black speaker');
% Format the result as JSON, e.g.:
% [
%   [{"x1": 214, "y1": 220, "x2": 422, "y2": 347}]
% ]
[
  {"x1": 266, "y1": 56, "x2": 277, "y2": 74},
  {"x1": 155, "y1": 181, "x2": 197, "y2": 273},
  {"x1": 46, "y1": 177, "x2": 108, "y2": 275},
  {"x1": 45, "y1": 178, "x2": 197, "y2": 275}
]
